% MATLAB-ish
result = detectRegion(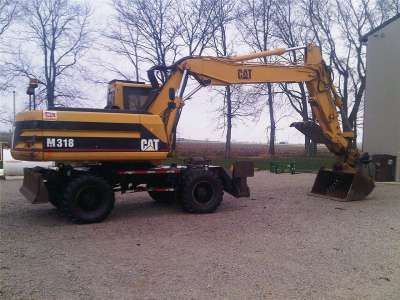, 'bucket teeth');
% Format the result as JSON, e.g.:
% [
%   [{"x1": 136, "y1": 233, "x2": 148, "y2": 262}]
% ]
[{"x1": 310, "y1": 168, "x2": 375, "y2": 201}]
